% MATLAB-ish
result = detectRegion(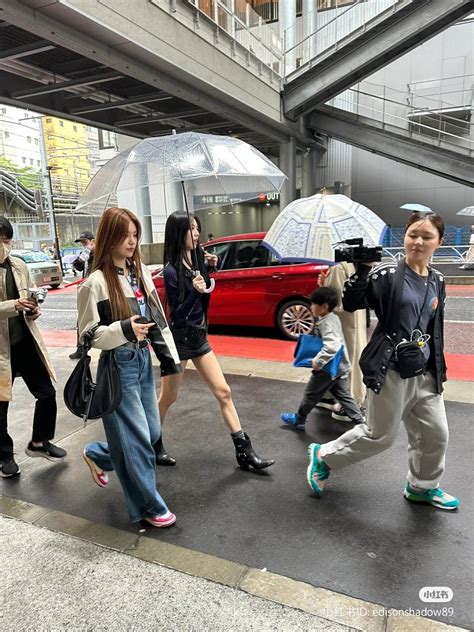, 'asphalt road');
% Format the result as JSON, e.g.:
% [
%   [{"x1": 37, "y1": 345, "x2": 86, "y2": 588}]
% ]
[{"x1": 39, "y1": 285, "x2": 474, "y2": 356}]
